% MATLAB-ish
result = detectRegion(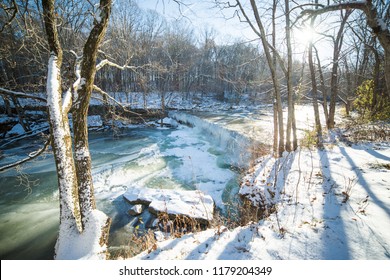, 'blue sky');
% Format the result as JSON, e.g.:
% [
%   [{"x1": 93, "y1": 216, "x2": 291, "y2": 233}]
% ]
[{"x1": 136, "y1": 0, "x2": 256, "y2": 44}]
